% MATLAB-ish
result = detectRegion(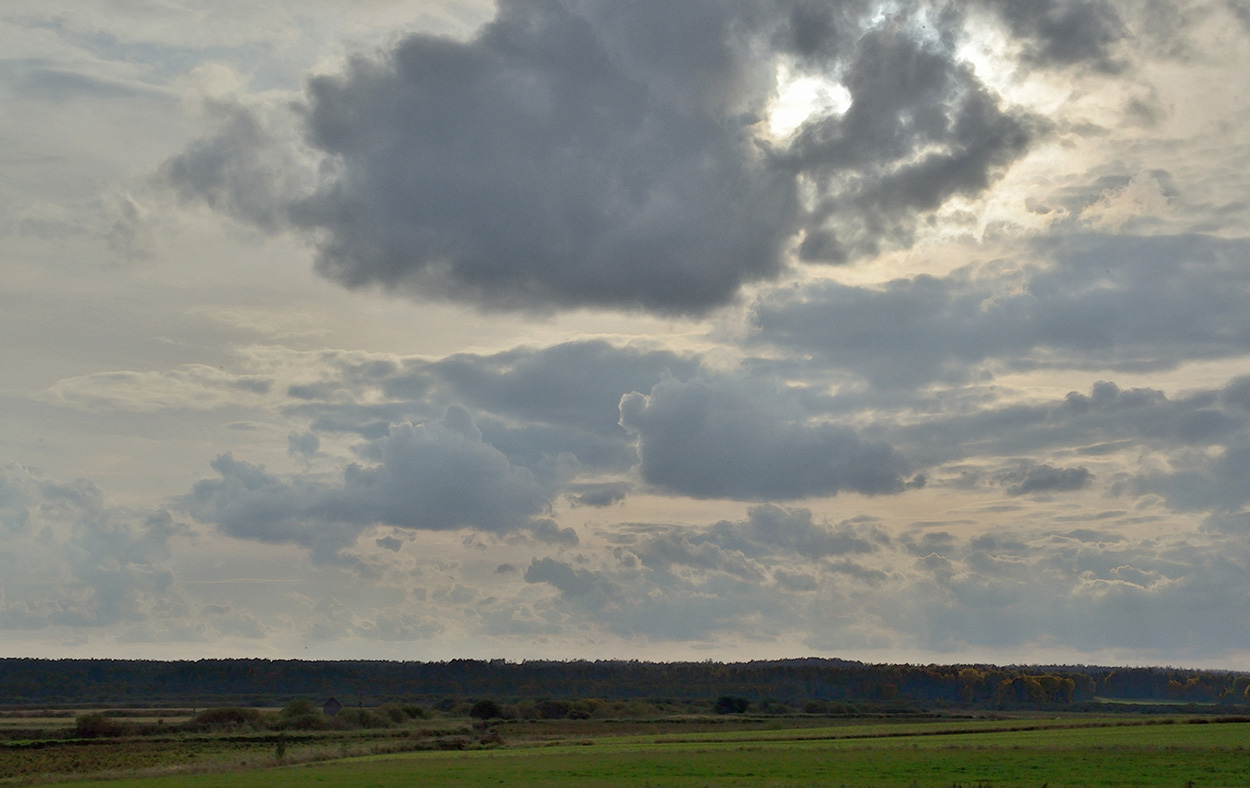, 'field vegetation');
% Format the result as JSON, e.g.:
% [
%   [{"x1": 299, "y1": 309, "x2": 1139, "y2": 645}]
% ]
[
  {"x1": 3, "y1": 701, "x2": 1249, "y2": 787},
  {"x1": 4, "y1": 658, "x2": 1250, "y2": 786}
]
